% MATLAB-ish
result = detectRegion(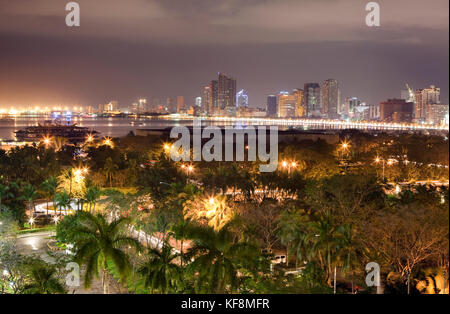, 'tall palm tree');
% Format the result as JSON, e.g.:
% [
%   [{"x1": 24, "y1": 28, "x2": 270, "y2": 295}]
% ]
[
  {"x1": 62, "y1": 168, "x2": 74, "y2": 196},
  {"x1": 41, "y1": 176, "x2": 59, "y2": 216},
  {"x1": 21, "y1": 184, "x2": 38, "y2": 218},
  {"x1": 277, "y1": 208, "x2": 310, "y2": 267},
  {"x1": 138, "y1": 243, "x2": 182, "y2": 294},
  {"x1": 22, "y1": 262, "x2": 67, "y2": 294},
  {"x1": 307, "y1": 212, "x2": 346, "y2": 288},
  {"x1": 103, "y1": 157, "x2": 118, "y2": 187},
  {"x1": 73, "y1": 212, "x2": 142, "y2": 294},
  {"x1": 184, "y1": 225, "x2": 259, "y2": 294},
  {"x1": 54, "y1": 190, "x2": 71, "y2": 216},
  {"x1": 83, "y1": 186, "x2": 102, "y2": 213}
]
